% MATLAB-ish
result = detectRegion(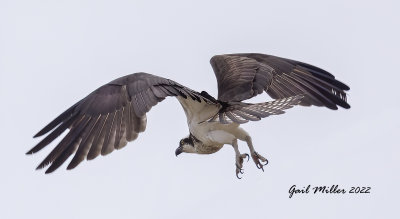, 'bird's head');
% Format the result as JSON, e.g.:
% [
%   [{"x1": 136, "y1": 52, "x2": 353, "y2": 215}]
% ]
[{"x1": 175, "y1": 136, "x2": 196, "y2": 156}]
